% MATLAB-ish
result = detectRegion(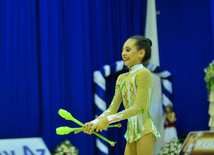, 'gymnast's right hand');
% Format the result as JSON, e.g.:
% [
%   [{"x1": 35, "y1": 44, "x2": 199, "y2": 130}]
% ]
[{"x1": 74, "y1": 122, "x2": 94, "y2": 135}]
